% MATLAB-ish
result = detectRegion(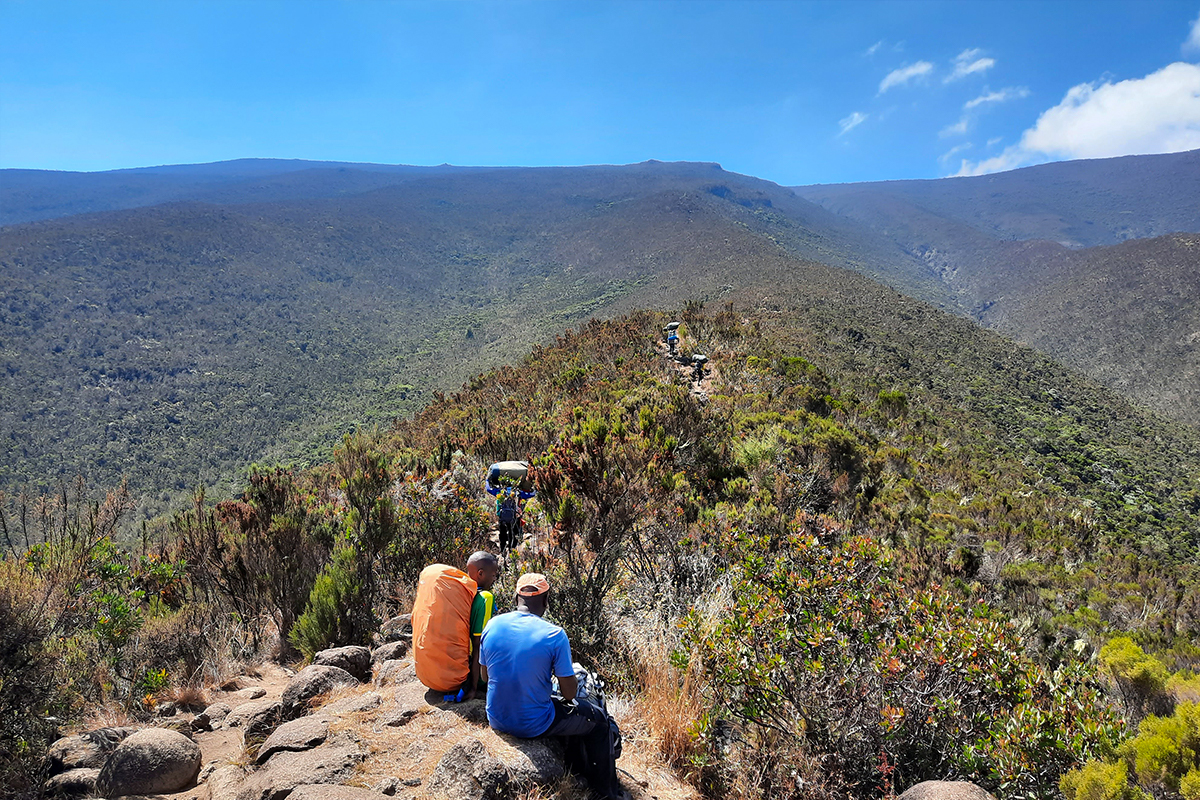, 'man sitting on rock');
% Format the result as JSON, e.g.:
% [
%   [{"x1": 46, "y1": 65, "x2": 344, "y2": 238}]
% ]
[
  {"x1": 464, "y1": 550, "x2": 500, "y2": 700},
  {"x1": 479, "y1": 573, "x2": 622, "y2": 799}
]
